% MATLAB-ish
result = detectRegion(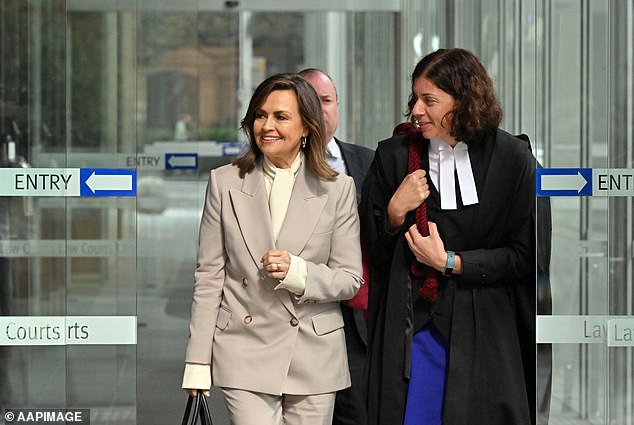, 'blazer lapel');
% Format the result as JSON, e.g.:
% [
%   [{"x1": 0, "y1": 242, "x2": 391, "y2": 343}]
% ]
[
  {"x1": 228, "y1": 165, "x2": 275, "y2": 268},
  {"x1": 275, "y1": 163, "x2": 327, "y2": 256},
  {"x1": 464, "y1": 132, "x2": 496, "y2": 242},
  {"x1": 469, "y1": 134, "x2": 494, "y2": 198}
]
